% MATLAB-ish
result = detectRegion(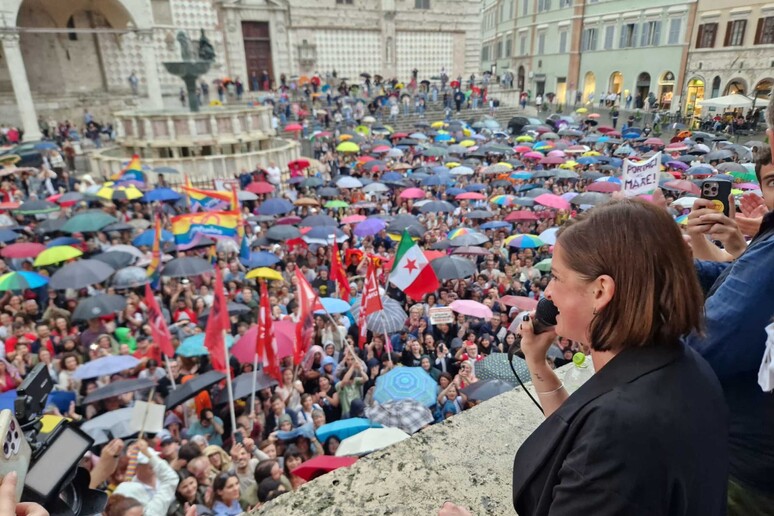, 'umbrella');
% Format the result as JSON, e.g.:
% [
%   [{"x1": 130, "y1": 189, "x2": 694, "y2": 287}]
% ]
[
  {"x1": 505, "y1": 234, "x2": 545, "y2": 249},
  {"x1": 200, "y1": 302, "x2": 250, "y2": 320},
  {"x1": 231, "y1": 320, "x2": 295, "y2": 364},
  {"x1": 535, "y1": 258, "x2": 553, "y2": 272},
  {"x1": 350, "y1": 297, "x2": 407, "y2": 334},
  {"x1": 292, "y1": 455, "x2": 358, "y2": 481},
  {"x1": 80, "y1": 407, "x2": 136, "y2": 444},
  {"x1": 165, "y1": 370, "x2": 227, "y2": 410},
  {"x1": 103, "y1": 222, "x2": 135, "y2": 233},
  {"x1": 214, "y1": 371, "x2": 278, "y2": 404},
  {"x1": 96, "y1": 184, "x2": 144, "y2": 202},
  {"x1": 258, "y1": 198, "x2": 294, "y2": 215},
  {"x1": 0, "y1": 271, "x2": 48, "y2": 292},
  {"x1": 245, "y1": 182, "x2": 274, "y2": 195},
  {"x1": 538, "y1": 228, "x2": 559, "y2": 245},
  {"x1": 49, "y1": 259, "x2": 115, "y2": 290},
  {"x1": 430, "y1": 256, "x2": 477, "y2": 280},
  {"x1": 447, "y1": 233, "x2": 489, "y2": 247},
  {"x1": 82, "y1": 378, "x2": 156, "y2": 405},
  {"x1": 534, "y1": 193, "x2": 571, "y2": 211},
  {"x1": 241, "y1": 251, "x2": 280, "y2": 268},
  {"x1": 300, "y1": 214, "x2": 338, "y2": 227},
  {"x1": 33, "y1": 245, "x2": 84, "y2": 266},
  {"x1": 0, "y1": 229, "x2": 19, "y2": 243},
  {"x1": 245, "y1": 267, "x2": 283, "y2": 282},
  {"x1": 72, "y1": 294, "x2": 127, "y2": 321},
  {"x1": 15, "y1": 199, "x2": 60, "y2": 216},
  {"x1": 72, "y1": 355, "x2": 140, "y2": 380},
  {"x1": 364, "y1": 398, "x2": 434, "y2": 435},
  {"x1": 320, "y1": 297, "x2": 351, "y2": 314},
  {"x1": 336, "y1": 176, "x2": 363, "y2": 189},
  {"x1": 266, "y1": 225, "x2": 301, "y2": 241},
  {"x1": 161, "y1": 257, "x2": 211, "y2": 278},
  {"x1": 61, "y1": 212, "x2": 117, "y2": 233},
  {"x1": 451, "y1": 246, "x2": 491, "y2": 257},
  {"x1": 132, "y1": 229, "x2": 174, "y2": 247},
  {"x1": 374, "y1": 367, "x2": 437, "y2": 407},
  {"x1": 335, "y1": 427, "x2": 410, "y2": 456},
  {"x1": 664, "y1": 180, "x2": 701, "y2": 195},
  {"x1": 449, "y1": 300, "x2": 493, "y2": 319},
  {"x1": 142, "y1": 188, "x2": 182, "y2": 202},
  {"x1": 1, "y1": 242, "x2": 45, "y2": 259},
  {"x1": 176, "y1": 333, "x2": 235, "y2": 357},
  {"x1": 353, "y1": 218, "x2": 387, "y2": 237},
  {"x1": 464, "y1": 210, "x2": 495, "y2": 220},
  {"x1": 475, "y1": 353, "x2": 532, "y2": 383},
  {"x1": 498, "y1": 295, "x2": 538, "y2": 311},
  {"x1": 316, "y1": 418, "x2": 379, "y2": 443},
  {"x1": 461, "y1": 378, "x2": 515, "y2": 401},
  {"x1": 92, "y1": 250, "x2": 135, "y2": 269},
  {"x1": 419, "y1": 201, "x2": 455, "y2": 213},
  {"x1": 303, "y1": 226, "x2": 348, "y2": 245},
  {"x1": 112, "y1": 266, "x2": 150, "y2": 289}
]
